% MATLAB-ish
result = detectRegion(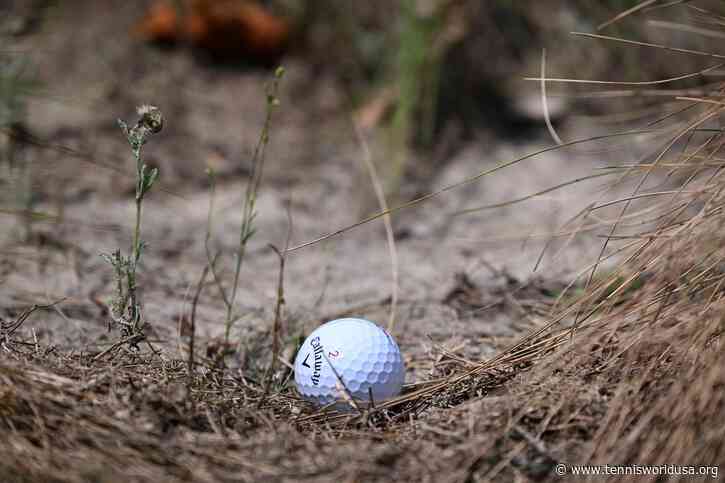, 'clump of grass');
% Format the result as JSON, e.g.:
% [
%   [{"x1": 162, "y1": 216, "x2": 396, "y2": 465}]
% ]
[{"x1": 100, "y1": 105, "x2": 163, "y2": 354}]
